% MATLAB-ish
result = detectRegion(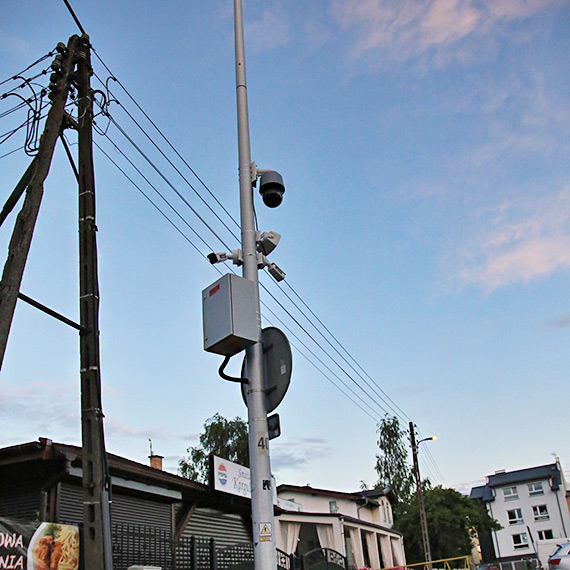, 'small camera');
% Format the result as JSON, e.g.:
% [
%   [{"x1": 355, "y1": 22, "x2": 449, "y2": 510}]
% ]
[
  {"x1": 257, "y1": 231, "x2": 281, "y2": 255},
  {"x1": 268, "y1": 262, "x2": 286, "y2": 282},
  {"x1": 207, "y1": 252, "x2": 229, "y2": 264},
  {"x1": 259, "y1": 170, "x2": 285, "y2": 208}
]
